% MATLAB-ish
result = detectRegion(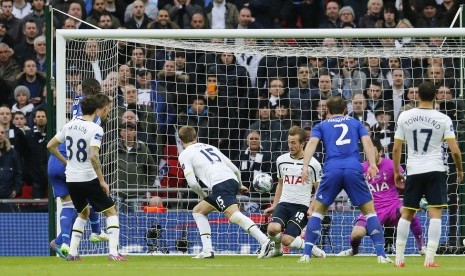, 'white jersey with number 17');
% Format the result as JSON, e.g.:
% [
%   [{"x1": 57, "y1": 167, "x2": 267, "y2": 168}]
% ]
[
  {"x1": 54, "y1": 119, "x2": 104, "y2": 182},
  {"x1": 178, "y1": 143, "x2": 238, "y2": 189},
  {"x1": 395, "y1": 108, "x2": 455, "y2": 175}
]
